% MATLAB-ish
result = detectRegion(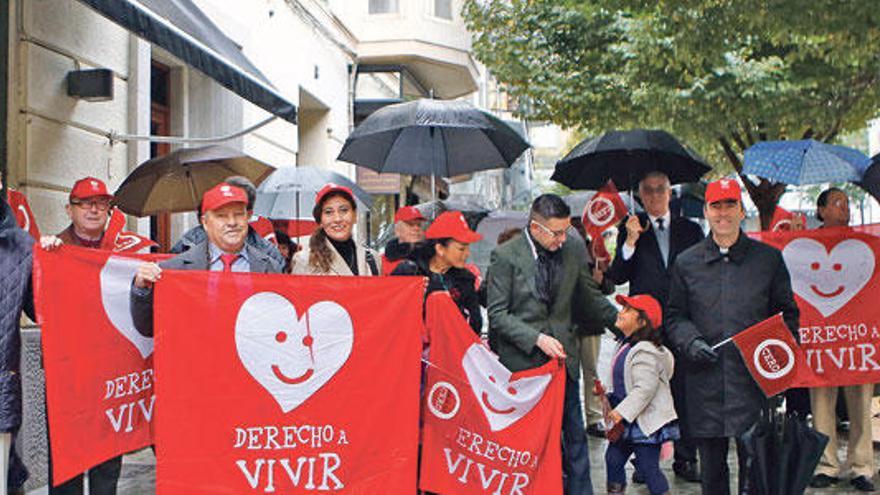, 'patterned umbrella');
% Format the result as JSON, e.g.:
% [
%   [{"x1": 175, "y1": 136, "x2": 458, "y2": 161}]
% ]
[{"x1": 743, "y1": 140, "x2": 870, "y2": 185}]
